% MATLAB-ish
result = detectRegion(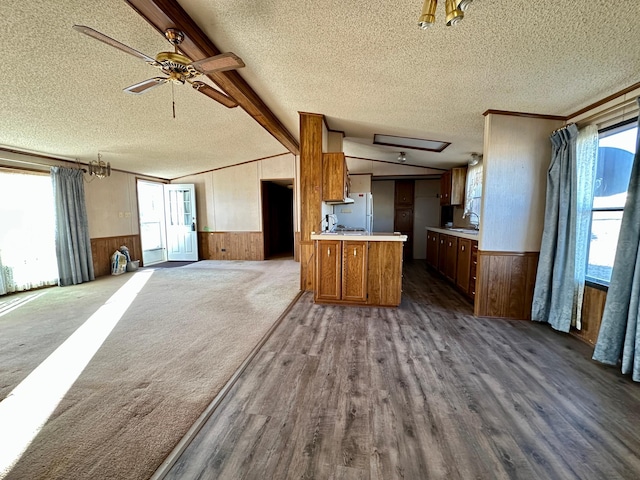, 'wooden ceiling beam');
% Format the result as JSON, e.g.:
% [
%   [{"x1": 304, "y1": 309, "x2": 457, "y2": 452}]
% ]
[{"x1": 126, "y1": 0, "x2": 300, "y2": 155}]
